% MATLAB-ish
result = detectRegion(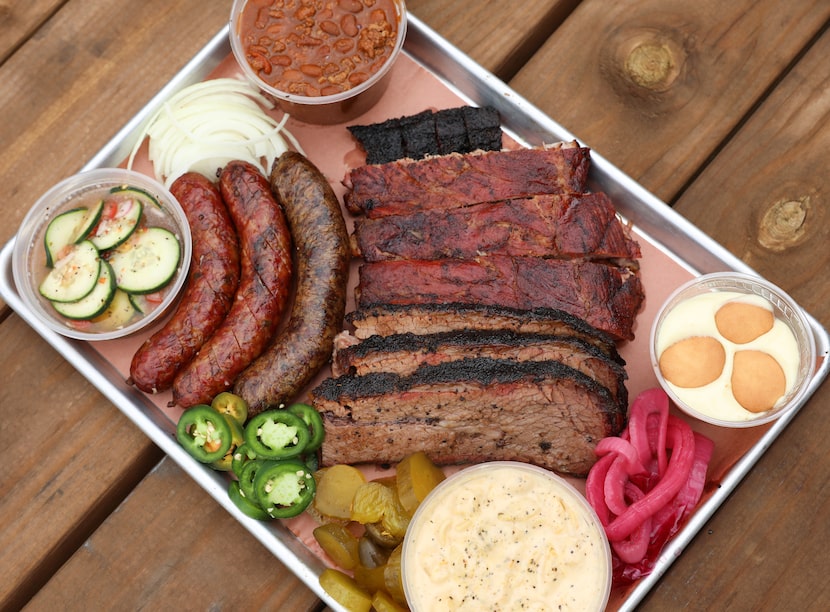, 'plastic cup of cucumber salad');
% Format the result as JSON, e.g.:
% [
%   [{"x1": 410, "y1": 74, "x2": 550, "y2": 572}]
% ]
[{"x1": 12, "y1": 168, "x2": 192, "y2": 341}]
